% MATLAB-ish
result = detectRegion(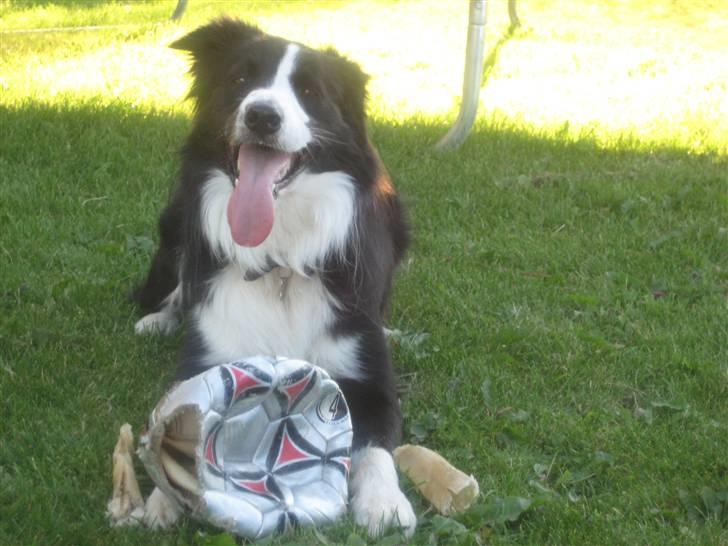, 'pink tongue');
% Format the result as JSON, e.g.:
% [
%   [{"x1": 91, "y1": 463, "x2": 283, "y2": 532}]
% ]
[{"x1": 227, "y1": 144, "x2": 291, "y2": 247}]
